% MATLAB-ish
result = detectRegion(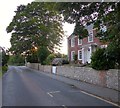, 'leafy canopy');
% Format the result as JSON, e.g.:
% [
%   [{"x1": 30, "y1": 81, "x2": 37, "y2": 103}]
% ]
[
  {"x1": 57, "y1": 2, "x2": 120, "y2": 68},
  {"x1": 7, "y1": 2, "x2": 64, "y2": 55}
]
